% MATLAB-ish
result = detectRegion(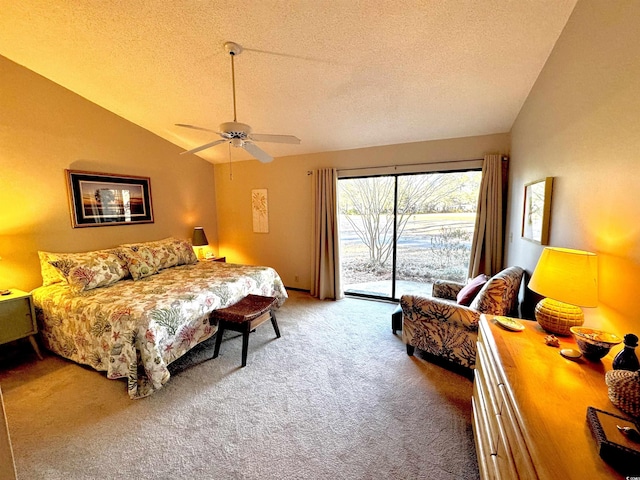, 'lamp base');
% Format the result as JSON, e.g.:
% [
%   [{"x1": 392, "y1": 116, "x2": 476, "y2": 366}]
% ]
[{"x1": 535, "y1": 298, "x2": 584, "y2": 336}]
